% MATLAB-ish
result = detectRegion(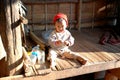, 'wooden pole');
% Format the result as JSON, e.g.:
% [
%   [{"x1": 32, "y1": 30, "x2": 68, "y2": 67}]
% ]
[
  {"x1": 4, "y1": 0, "x2": 14, "y2": 76},
  {"x1": 45, "y1": 2, "x2": 48, "y2": 31},
  {"x1": 76, "y1": 0, "x2": 82, "y2": 30},
  {"x1": 69, "y1": 2, "x2": 72, "y2": 30},
  {"x1": 4, "y1": 0, "x2": 23, "y2": 76},
  {"x1": 31, "y1": 5, "x2": 34, "y2": 31},
  {"x1": 92, "y1": 0, "x2": 95, "y2": 28}
]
